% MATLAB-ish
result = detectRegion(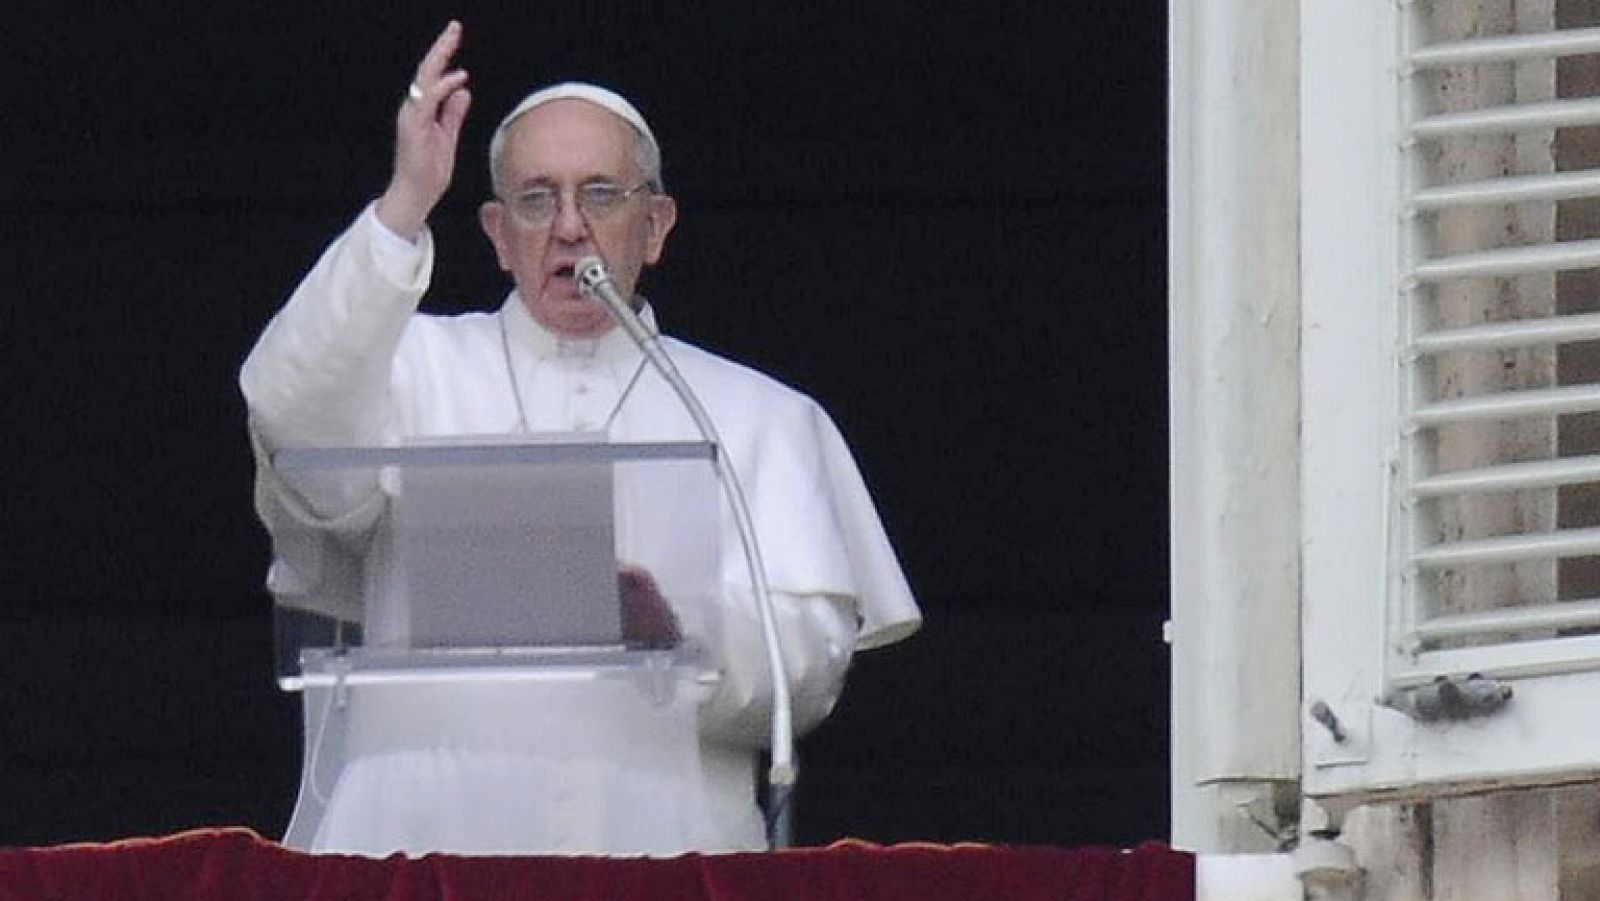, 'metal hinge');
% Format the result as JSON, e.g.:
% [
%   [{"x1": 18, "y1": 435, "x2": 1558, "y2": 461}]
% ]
[{"x1": 1380, "y1": 673, "x2": 1513, "y2": 722}]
